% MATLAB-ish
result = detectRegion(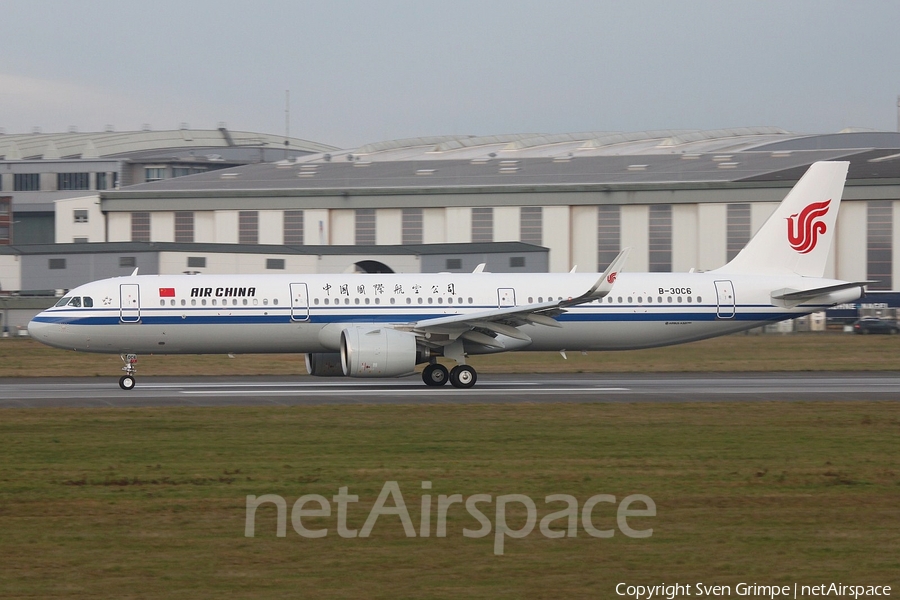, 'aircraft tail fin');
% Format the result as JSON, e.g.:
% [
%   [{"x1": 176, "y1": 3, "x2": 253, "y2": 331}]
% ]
[{"x1": 714, "y1": 161, "x2": 849, "y2": 277}]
